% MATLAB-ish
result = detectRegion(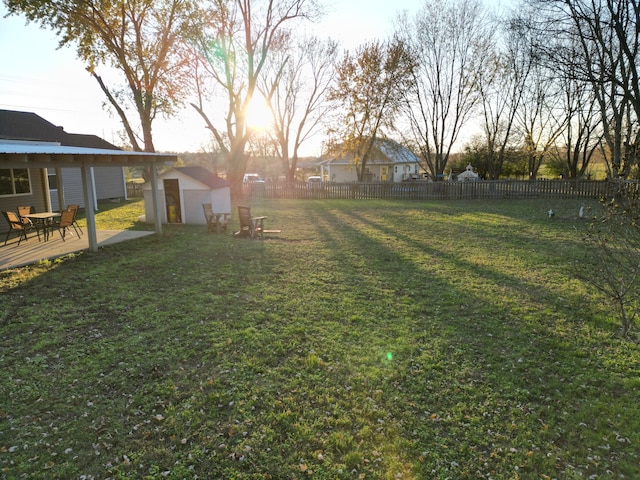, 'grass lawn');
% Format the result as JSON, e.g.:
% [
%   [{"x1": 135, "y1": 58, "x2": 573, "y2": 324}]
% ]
[{"x1": 1, "y1": 198, "x2": 638, "y2": 479}]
